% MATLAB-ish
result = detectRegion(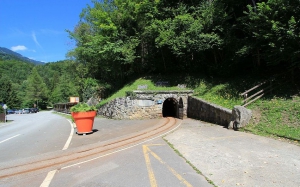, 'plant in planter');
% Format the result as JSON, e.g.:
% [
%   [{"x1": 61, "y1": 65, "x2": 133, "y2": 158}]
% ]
[{"x1": 70, "y1": 103, "x2": 97, "y2": 135}]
